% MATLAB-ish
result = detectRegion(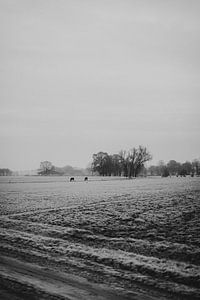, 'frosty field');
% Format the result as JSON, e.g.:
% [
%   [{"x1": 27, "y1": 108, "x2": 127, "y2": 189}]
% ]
[{"x1": 0, "y1": 176, "x2": 200, "y2": 300}]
